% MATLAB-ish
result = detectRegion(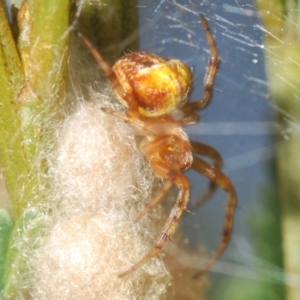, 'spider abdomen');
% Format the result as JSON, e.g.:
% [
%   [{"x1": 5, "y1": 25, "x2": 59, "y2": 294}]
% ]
[{"x1": 112, "y1": 51, "x2": 192, "y2": 117}]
